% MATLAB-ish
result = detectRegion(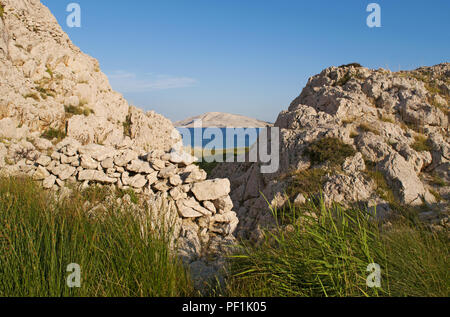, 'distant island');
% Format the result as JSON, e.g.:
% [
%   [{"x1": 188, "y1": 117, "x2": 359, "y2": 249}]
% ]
[{"x1": 174, "y1": 112, "x2": 273, "y2": 128}]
